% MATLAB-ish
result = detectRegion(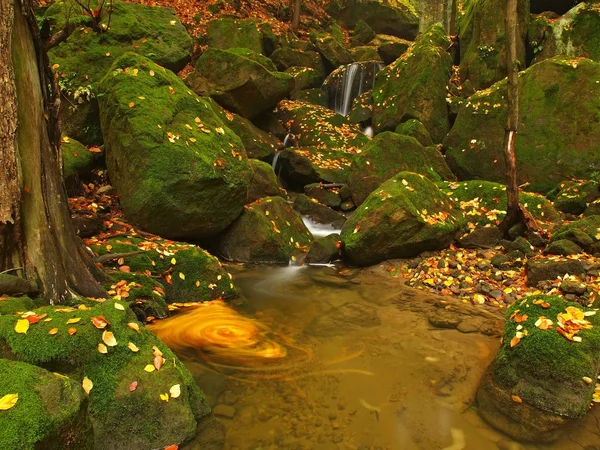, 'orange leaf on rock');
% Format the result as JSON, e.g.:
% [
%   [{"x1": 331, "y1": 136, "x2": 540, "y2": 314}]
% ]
[
  {"x1": 510, "y1": 336, "x2": 521, "y2": 347},
  {"x1": 119, "y1": 266, "x2": 131, "y2": 273},
  {"x1": 511, "y1": 395, "x2": 522, "y2": 403},
  {"x1": 68, "y1": 327, "x2": 77, "y2": 336},
  {"x1": 49, "y1": 328, "x2": 59, "y2": 335},
  {"x1": 92, "y1": 316, "x2": 110, "y2": 329},
  {"x1": 154, "y1": 355, "x2": 165, "y2": 371},
  {"x1": 129, "y1": 381, "x2": 138, "y2": 392},
  {"x1": 102, "y1": 330, "x2": 117, "y2": 347},
  {"x1": 82, "y1": 377, "x2": 93, "y2": 394}
]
